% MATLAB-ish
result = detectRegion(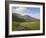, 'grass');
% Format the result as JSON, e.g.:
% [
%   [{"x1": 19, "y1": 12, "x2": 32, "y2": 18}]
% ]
[
  {"x1": 20, "y1": 21, "x2": 40, "y2": 30},
  {"x1": 12, "y1": 14, "x2": 40, "y2": 31},
  {"x1": 12, "y1": 21, "x2": 40, "y2": 31}
]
